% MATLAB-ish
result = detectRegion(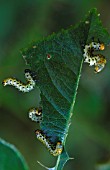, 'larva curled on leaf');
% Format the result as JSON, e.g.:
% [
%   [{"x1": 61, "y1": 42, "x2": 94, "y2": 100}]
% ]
[
  {"x1": 83, "y1": 41, "x2": 106, "y2": 73},
  {"x1": 35, "y1": 129, "x2": 63, "y2": 156},
  {"x1": 2, "y1": 69, "x2": 36, "y2": 92},
  {"x1": 29, "y1": 107, "x2": 42, "y2": 123}
]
